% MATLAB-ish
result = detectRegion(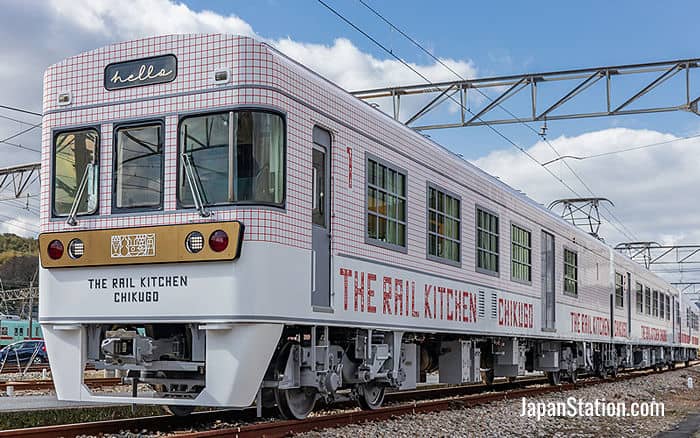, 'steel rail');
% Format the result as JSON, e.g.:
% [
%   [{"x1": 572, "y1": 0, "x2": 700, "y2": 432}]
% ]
[{"x1": 1, "y1": 363, "x2": 694, "y2": 438}]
